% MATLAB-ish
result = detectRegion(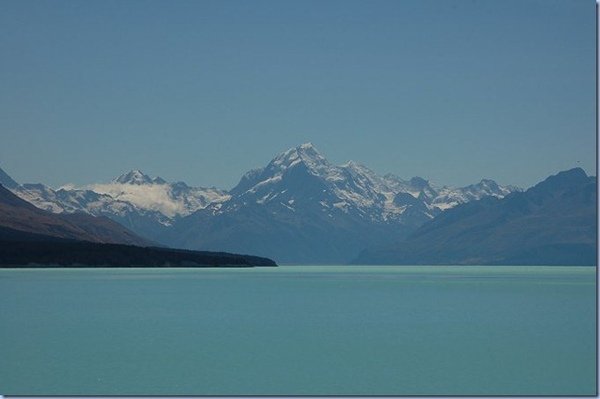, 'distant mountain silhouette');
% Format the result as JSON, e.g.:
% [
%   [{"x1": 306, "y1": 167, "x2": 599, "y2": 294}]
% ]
[{"x1": 353, "y1": 168, "x2": 597, "y2": 265}]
